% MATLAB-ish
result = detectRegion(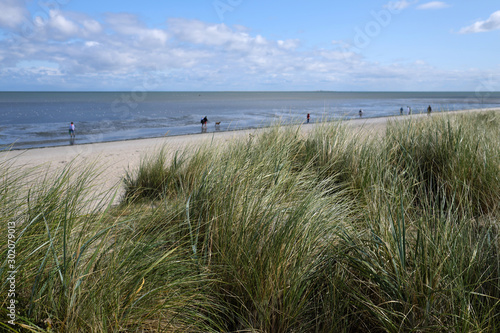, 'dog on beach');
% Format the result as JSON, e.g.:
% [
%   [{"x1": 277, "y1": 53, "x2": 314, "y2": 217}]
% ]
[{"x1": 215, "y1": 121, "x2": 221, "y2": 129}]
